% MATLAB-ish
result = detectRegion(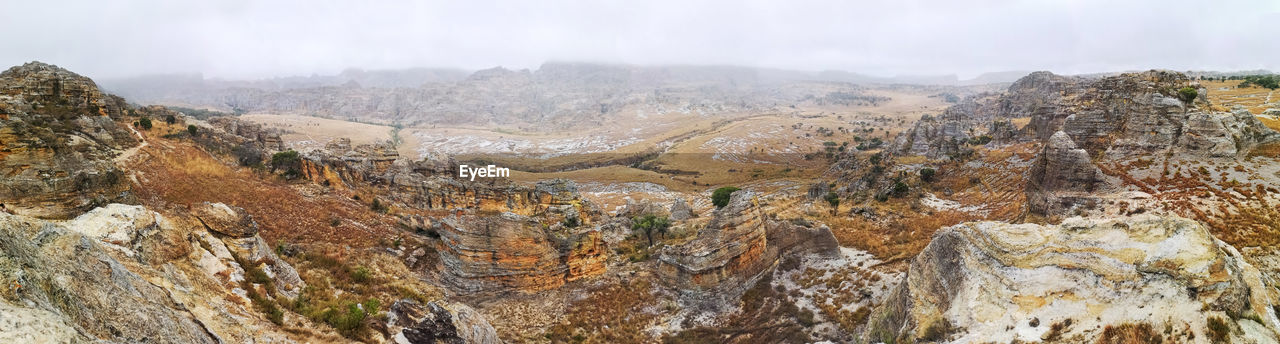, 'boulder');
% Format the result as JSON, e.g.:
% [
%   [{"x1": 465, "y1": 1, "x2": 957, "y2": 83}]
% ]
[
  {"x1": 393, "y1": 300, "x2": 502, "y2": 344},
  {"x1": 864, "y1": 215, "x2": 1279, "y2": 343},
  {"x1": 669, "y1": 198, "x2": 694, "y2": 221},
  {"x1": 192, "y1": 202, "x2": 258, "y2": 237}
]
